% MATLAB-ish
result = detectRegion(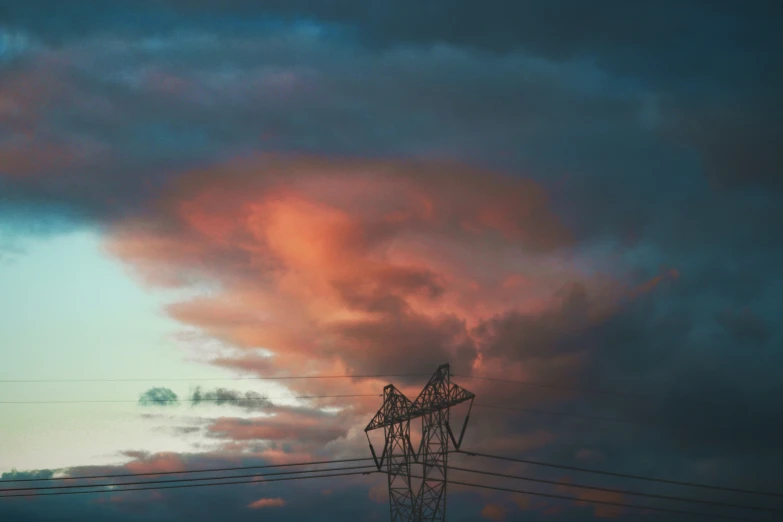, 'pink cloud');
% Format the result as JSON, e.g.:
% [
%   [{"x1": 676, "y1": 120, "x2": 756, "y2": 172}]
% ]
[
  {"x1": 481, "y1": 503, "x2": 508, "y2": 520},
  {"x1": 248, "y1": 497, "x2": 287, "y2": 509},
  {"x1": 207, "y1": 407, "x2": 352, "y2": 444},
  {"x1": 101, "y1": 154, "x2": 674, "y2": 459},
  {"x1": 105, "y1": 154, "x2": 585, "y2": 378},
  {"x1": 123, "y1": 452, "x2": 185, "y2": 474},
  {"x1": 556, "y1": 479, "x2": 625, "y2": 518}
]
